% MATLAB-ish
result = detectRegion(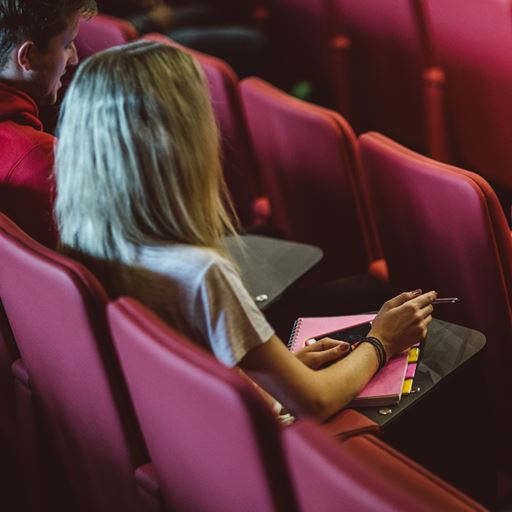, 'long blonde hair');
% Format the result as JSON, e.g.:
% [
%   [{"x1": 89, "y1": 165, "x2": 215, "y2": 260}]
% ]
[{"x1": 55, "y1": 40, "x2": 237, "y2": 264}]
